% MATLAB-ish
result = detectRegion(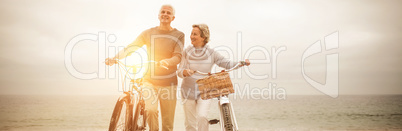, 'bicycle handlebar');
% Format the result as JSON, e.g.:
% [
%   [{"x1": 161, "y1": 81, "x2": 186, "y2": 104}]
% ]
[
  {"x1": 105, "y1": 59, "x2": 168, "y2": 92},
  {"x1": 194, "y1": 61, "x2": 247, "y2": 76}
]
